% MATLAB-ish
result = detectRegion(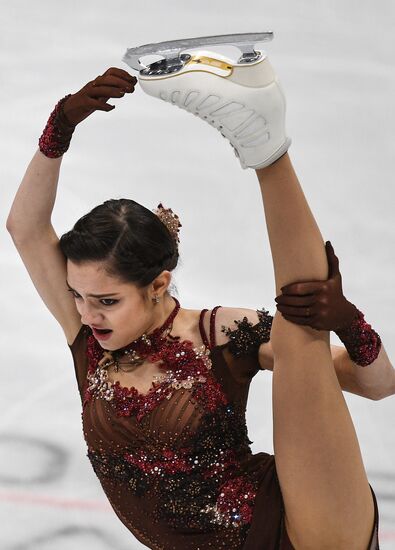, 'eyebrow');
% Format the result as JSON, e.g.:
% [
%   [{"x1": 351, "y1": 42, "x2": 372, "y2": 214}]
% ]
[{"x1": 66, "y1": 280, "x2": 120, "y2": 298}]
